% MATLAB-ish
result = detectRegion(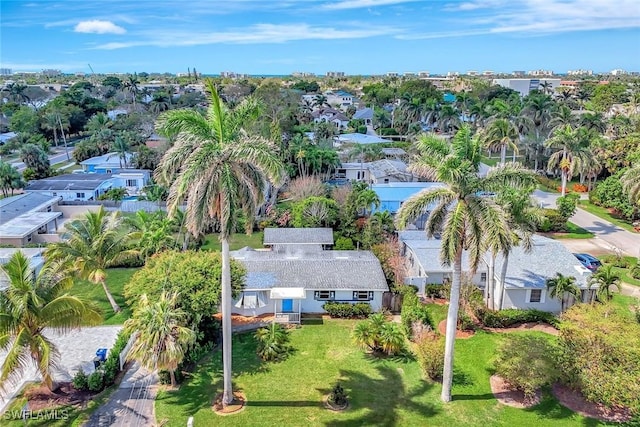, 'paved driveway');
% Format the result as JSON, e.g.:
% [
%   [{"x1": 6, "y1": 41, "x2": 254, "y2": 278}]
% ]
[{"x1": 0, "y1": 326, "x2": 122, "y2": 413}]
